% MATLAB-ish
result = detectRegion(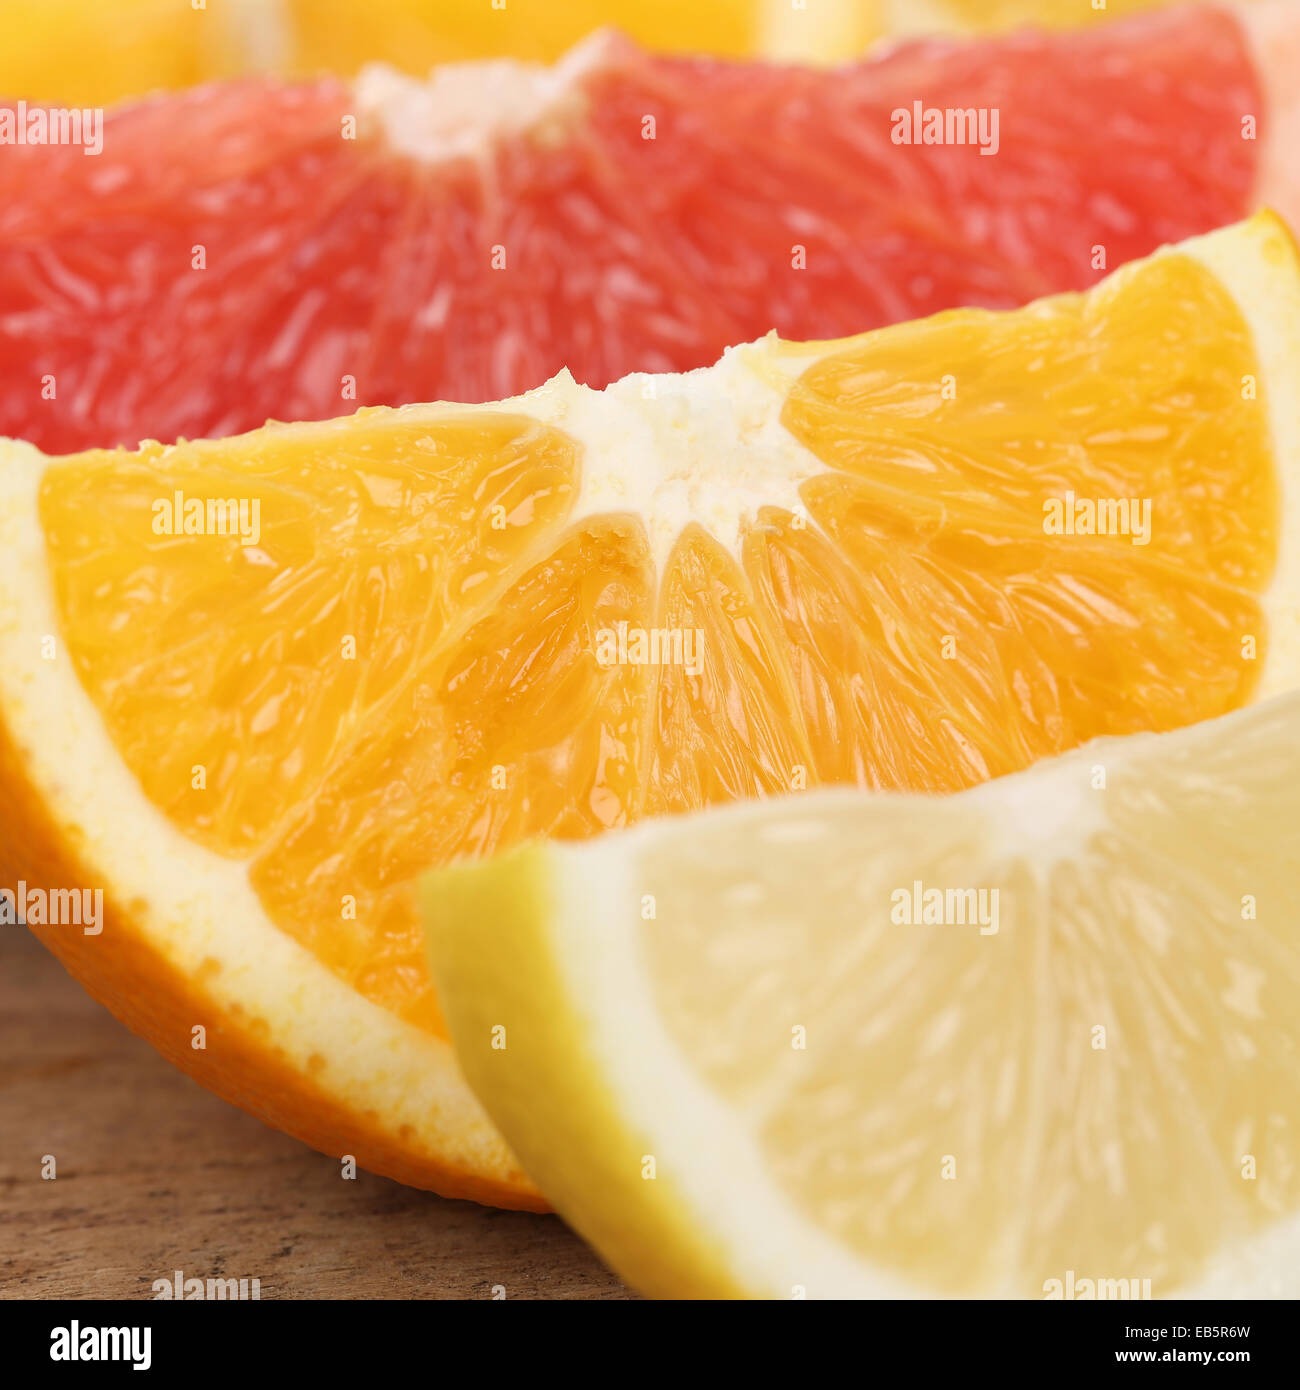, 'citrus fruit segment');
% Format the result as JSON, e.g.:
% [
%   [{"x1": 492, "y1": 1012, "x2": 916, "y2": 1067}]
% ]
[
  {"x1": 5, "y1": 213, "x2": 1300, "y2": 1203},
  {"x1": 0, "y1": 4, "x2": 1290, "y2": 453},
  {"x1": 422, "y1": 688, "x2": 1300, "y2": 1298},
  {"x1": 0, "y1": 0, "x2": 764, "y2": 105},
  {"x1": 0, "y1": 0, "x2": 1285, "y2": 104},
  {"x1": 765, "y1": 0, "x2": 1290, "y2": 61}
]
